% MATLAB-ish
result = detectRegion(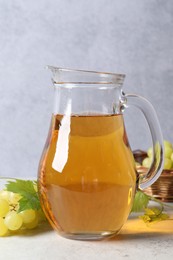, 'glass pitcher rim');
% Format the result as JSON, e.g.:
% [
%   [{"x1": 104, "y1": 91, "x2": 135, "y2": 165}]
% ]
[{"x1": 47, "y1": 65, "x2": 125, "y2": 85}]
